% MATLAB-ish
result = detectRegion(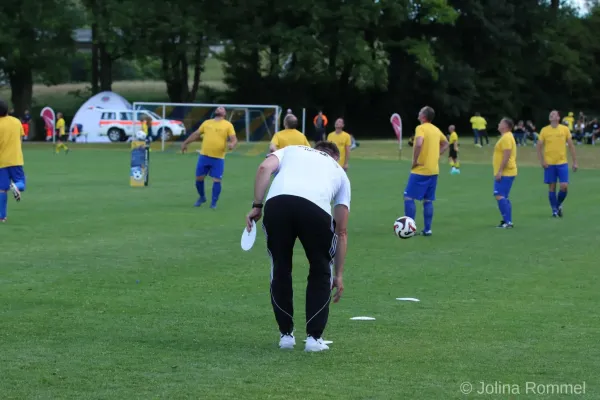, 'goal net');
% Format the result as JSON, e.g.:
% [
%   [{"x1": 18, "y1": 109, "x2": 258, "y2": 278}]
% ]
[{"x1": 132, "y1": 102, "x2": 292, "y2": 152}]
